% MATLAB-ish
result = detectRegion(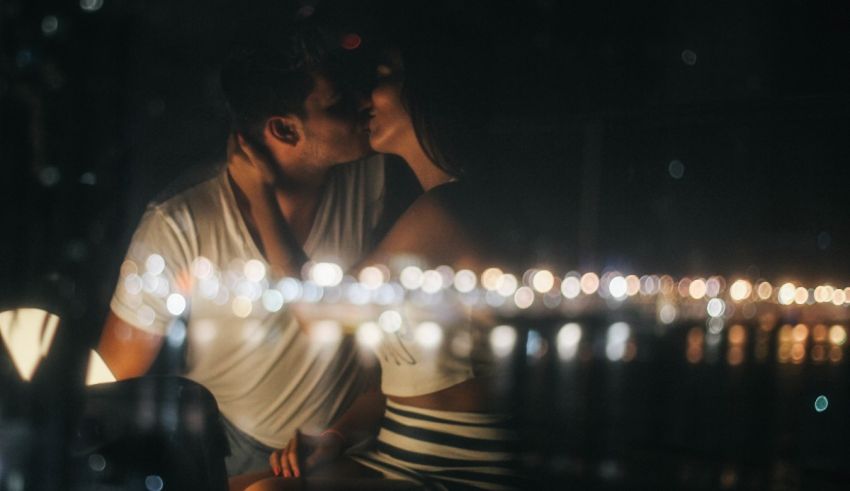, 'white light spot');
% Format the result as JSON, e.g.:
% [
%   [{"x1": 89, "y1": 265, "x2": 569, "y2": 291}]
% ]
[
  {"x1": 80, "y1": 0, "x2": 104, "y2": 12},
  {"x1": 311, "y1": 320, "x2": 342, "y2": 345},
  {"x1": 400, "y1": 266, "x2": 424, "y2": 290},
  {"x1": 356, "y1": 322, "x2": 382, "y2": 348},
  {"x1": 490, "y1": 325, "x2": 517, "y2": 358},
  {"x1": 608, "y1": 276, "x2": 628, "y2": 299},
  {"x1": 421, "y1": 270, "x2": 444, "y2": 294},
  {"x1": 191, "y1": 319, "x2": 218, "y2": 345},
  {"x1": 561, "y1": 275, "x2": 581, "y2": 299},
  {"x1": 378, "y1": 310, "x2": 403, "y2": 333},
  {"x1": 557, "y1": 323, "x2": 582, "y2": 361},
  {"x1": 137, "y1": 306, "x2": 155, "y2": 327},
  {"x1": 145, "y1": 254, "x2": 165, "y2": 275},
  {"x1": 580, "y1": 273, "x2": 599, "y2": 295},
  {"x1": 729, "y1": 279, "x2": 752, "y2": 301},
  {"x1": 453, "y1": 269, "x2": 477, "y2": 293},
  {"x1": 191, "y1": 257, "x2": 213, "y2": 279},
  {"x1": 659, "y1": 304, "x2": 677, "y2": 324},
  {"x1": 88, "y1": 453, "x2": 106, "y2": 472},
  {"x1": 261, "y1": 289, "x2": 284, "y2": 312},
  {"x1": 235, "y1": 279, "x2": 262, "y2": 301},
  {"x1": 414, "y1": 322, "x2": 443, "y2": 349},
  {"x1": 310, "y1": 262, "x2": 343, "y2": 287},
  {"x1": 278, "y1": 278, "x2": 303, "y2": 302},
  {"x1": 481, "y1": 267, "x2": 504, "y2": 291},
  {"x1": 532, "y1": 270, "x2": 555, "y2": 293},
  {"x1": 497, "y1": 274, "x2": 518, "y2": 297},
  {"x1": 301, "y1": 281, "x2": 324, "y2": 302},
  {"x1": 144, "y1": 475, "x2": 163, "y2": 491},
  {"x1": 244, "y1": 259, "x2": 266, "y2": 282},
  {"x1": 605, "y1": 322, "x2": 630, "y2": 361},
  {"x1": 124, "y1": 273, "x2": 143, "y2": 295},
  {"x1": 199, "y1": 276, "x2": 220, "y2": 299},
  {"x1": 778, "y1": 283, "x2": 796, "y2": 305},
  {"x1": 166, "y1": 319, "x2": 186, "y2": 348},
  {"x1": 689, "y1": 278, "x2": 707, "y2": 299},
  {"x1": 514, "y1": 286, "x2": 535, "y2": 309},
  {"x1": 359, "y1": 266, "x2": 385, "y2": 290},
  {"x1": 41, "y1": 16, "x2": 59, "y2": 35},
  {"x1": 451, "y1": 331, "x2": 473, "y2": 358},
  {"x1": 668, "y1": 159, "x2": 685, "y2": 179},
  {"x1": 166, "y1": 293, "x2": 186, "y2": 316},
  {"x1": 232, "y1": 296, "x2": 253, "y2": 318},
  {"x1": 707, "y1": 298, "x2": 726, "y2": 318}
]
